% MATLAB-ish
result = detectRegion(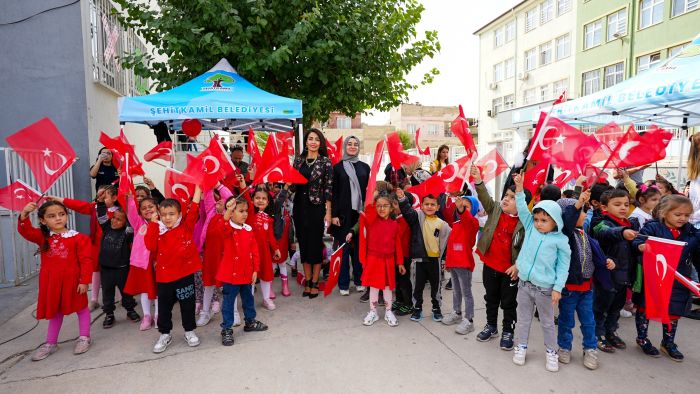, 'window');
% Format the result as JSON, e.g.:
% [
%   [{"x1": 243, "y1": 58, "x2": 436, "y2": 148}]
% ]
[
  {"x1": 637, "y1": 52, "x2": 661, "y2": 73},
  {"x1": 540, "y1": 0, "x2": 554, "y2": 24},
  {"x1": 504, "y1": 94, "x2": 515, "y2": 110},
  {"x1": 525, "y1": 48, "x2": 537, "y2": 71},
  {"x1": 607, "y1": 9, "x2": 628, "y2": 41},
  {"x1": 539, "y1": 42, "x2": 553, "y2": 66},
  {"x1": 526, "y1": 9, "x2": 538, "y2": 32},
  {"x1": 540, "y1": 84, "x2": 551, "y2": 102},
  {"x1": 582, "y1": 70, "x2": 600, "y2": 95},
  {"x1": 492, "y1": 98, "x2": 503, "y2": 115},
  {"x1": 336, "y1": 116, "x2": 352, "y2": 129},
  {"x1": 669, "y1": 42, "x2": 689, "y2": 57},
  {"x1": 672, "y1": 0, "x2": 698, "y2": 17},
  {"x1": 604, "y1": 62, "x2": 624, "y2": 87},
  {"x1": 553, "y1": 79, "x2": 568, "y2": 98},
  {"x1": 505, "y1": 58, "x2": 515, "y2": 79},
  {"x1": 557, "y1": 0, "x2": 572, "y2": 15},
  {"x1": 555, "y1": 34, "x2": 570, "y2": 60},
  {"x1": 494, "y1": 27, "x2": 505, "y2": 48},
  {"x1": 523, "y1": 88, "x2": 537, "y2": 105},
  {"x1": 640, "y1": 0, "x2": 664, "y2": 29},
  {"x1": 493, "y1": 62, "x2": 504, "y2": 82},
  {"x1": 427, "y1": 123, "x2": 441, "y2": 135},
  {"x1": 505, "y1": 21, "x2": 516, "y2": 42},
  {"x1": 406, "y1": 124, "x2": 417, "y2": 134},
  {"x1": 584, "y1": 20, "x2": 602, "y2": 49}
]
